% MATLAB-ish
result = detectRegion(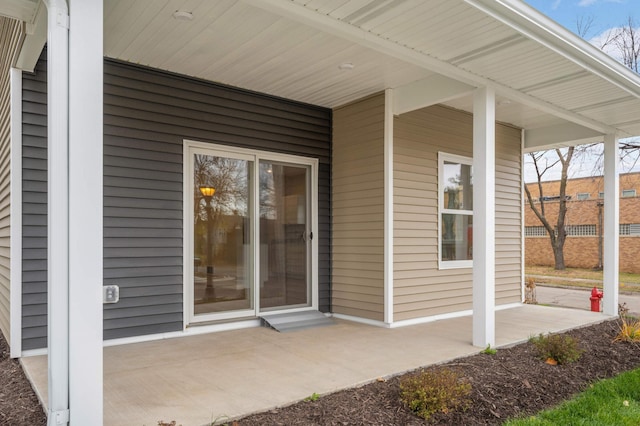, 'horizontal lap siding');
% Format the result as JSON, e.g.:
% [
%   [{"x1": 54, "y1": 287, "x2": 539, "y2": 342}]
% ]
[
  {"x1": 0, "y1": 17, "x2": 23, "y2": 344},
  {"x1": 393, "y1": 105, "x2": 522, "y2": 322},
  {"x1": 105, "y1": 60, "x2": 332, "y2": 339},
  {"x1": 22, "y1": 54, "x2": 48, "y2": 350},
  {"x1": 495, "y1": 125, "x2": 522, "y2": 305},
  {"x1": 332, "y1": 94, "x2": 385, "y2": 321},
  {"x1": 22, "y1": 55, "x2": 332, "y2": 348}
]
